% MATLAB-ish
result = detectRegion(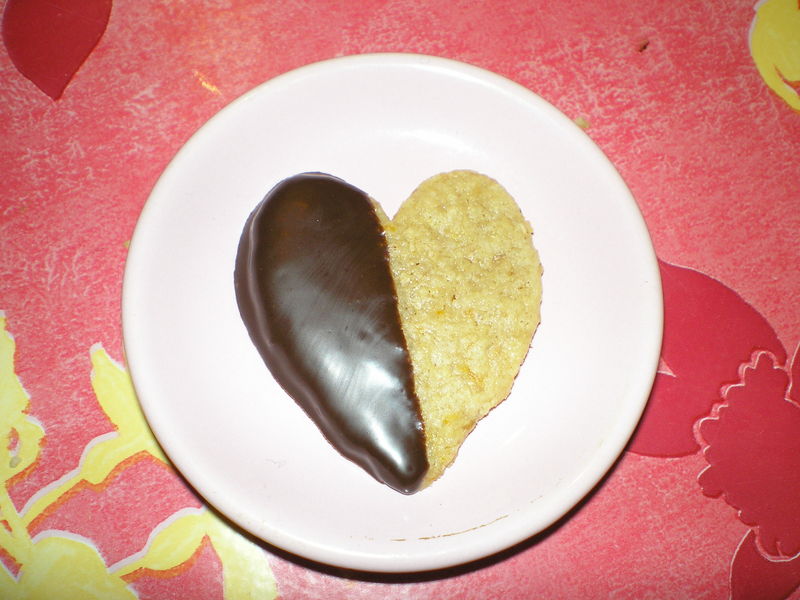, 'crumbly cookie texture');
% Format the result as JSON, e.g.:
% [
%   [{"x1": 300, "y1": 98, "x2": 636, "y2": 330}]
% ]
[{"x1": 383, "y1": 170, "x2": 543, "y2": 486}]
